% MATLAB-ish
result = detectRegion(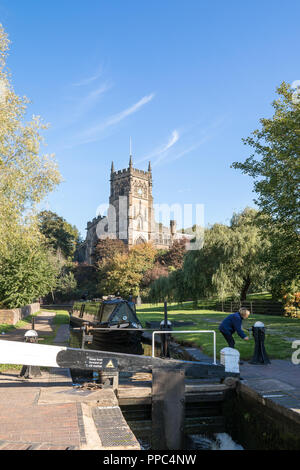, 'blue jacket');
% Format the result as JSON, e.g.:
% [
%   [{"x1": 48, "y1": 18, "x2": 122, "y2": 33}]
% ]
[{"x1": 219, "y1": 312, "x2": 247, "y2": 339}]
